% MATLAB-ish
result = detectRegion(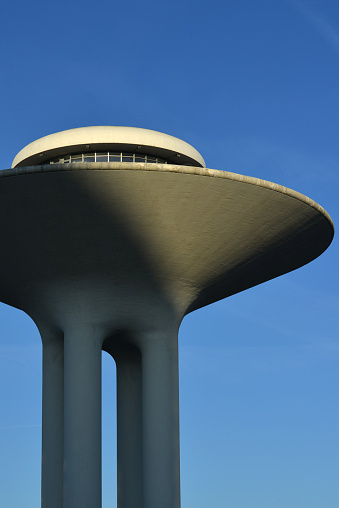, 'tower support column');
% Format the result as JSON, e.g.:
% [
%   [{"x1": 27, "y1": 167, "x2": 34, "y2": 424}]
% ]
[
  {"x1": 40, "y1": 326, "x2": 64, "y2": 508},
  {"x1": 113, "y1": 343, "x2": 143, "y2": 508},
  {"x1": 140, "y1": 326, "x2": 181, "y2": 508},
  {"x1": 63, "y1": 324, "x2": 103, "y2": 508}
]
